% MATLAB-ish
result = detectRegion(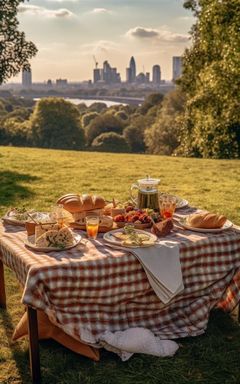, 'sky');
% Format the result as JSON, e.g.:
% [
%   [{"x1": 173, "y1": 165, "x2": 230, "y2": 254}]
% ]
[{"x1": 13, "y1": 0, "x2": 195, "y2": 83}]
